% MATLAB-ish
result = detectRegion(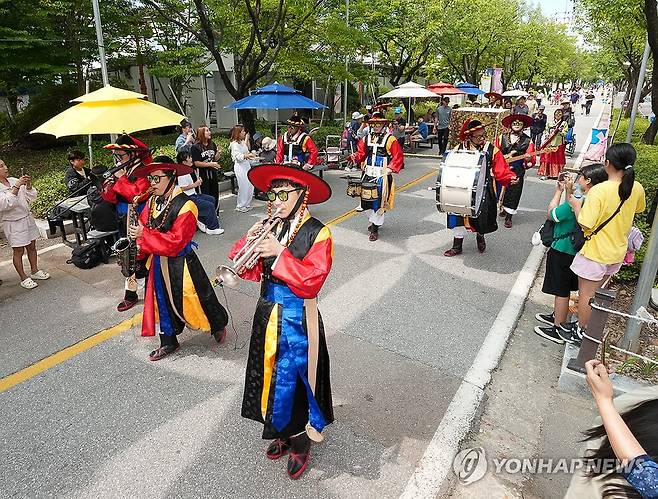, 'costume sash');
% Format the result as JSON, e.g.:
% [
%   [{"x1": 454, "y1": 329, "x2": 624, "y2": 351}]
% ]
[{"x1": 264, "y1": 282, "x2": 327, "y2": 435}]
